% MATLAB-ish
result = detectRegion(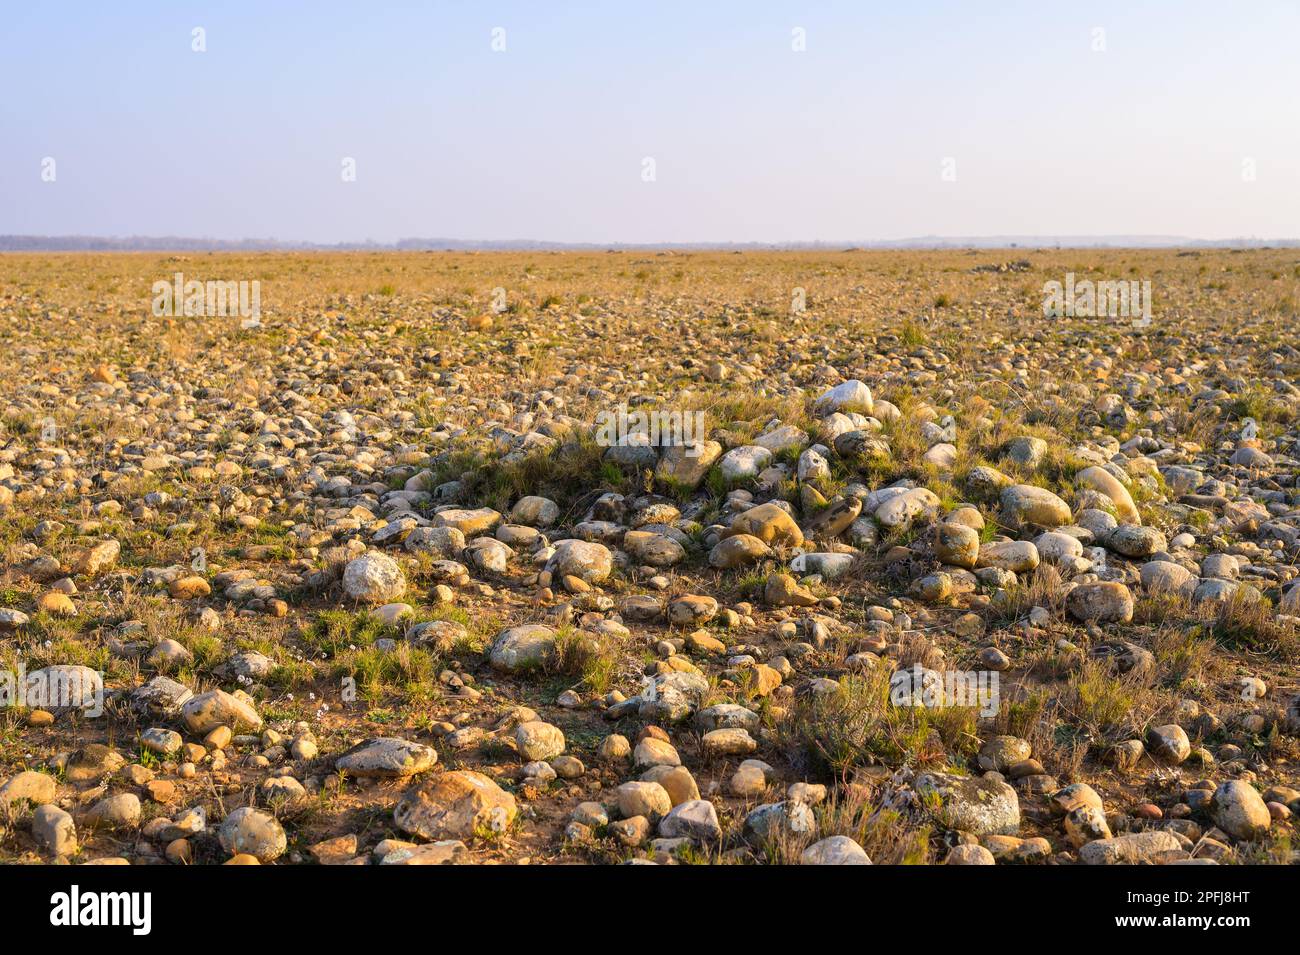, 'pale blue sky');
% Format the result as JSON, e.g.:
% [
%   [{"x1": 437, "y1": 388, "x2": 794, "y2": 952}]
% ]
[{"x1": 2, "y1": 1, "x2": 1297, "y2": 243}]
